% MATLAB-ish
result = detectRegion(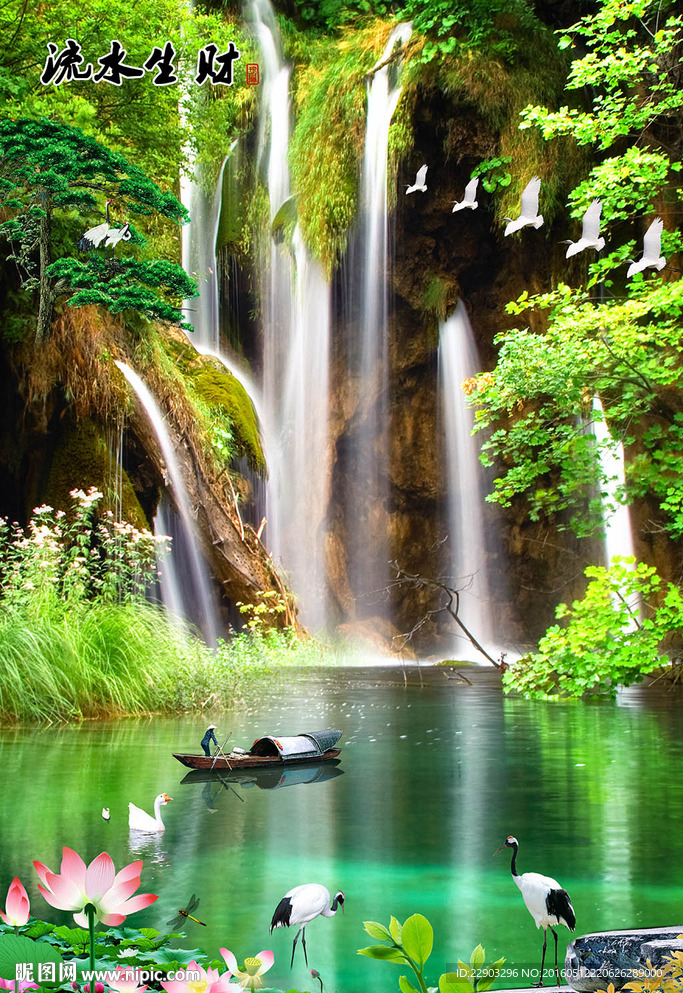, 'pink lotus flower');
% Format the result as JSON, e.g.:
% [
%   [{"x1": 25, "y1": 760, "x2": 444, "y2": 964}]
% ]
[
  {"x1": 0, "y1": 979, "x2": 39, "y2": 992},
  {"x1": 33, "y1": 848, "x2": 157, "y2": 927},
  {"x1": 0, "y1": 877, "x2": 30, "y2": 926},
  {"x1": 219, "y1": 951, "x2": 274, "y2": 993},
  {"x1": 161, "y1": 960, "x2": 240, "y2": 993},
  {"x1": 104, "y1": 968, "x2": 147, "y2": 993}
]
